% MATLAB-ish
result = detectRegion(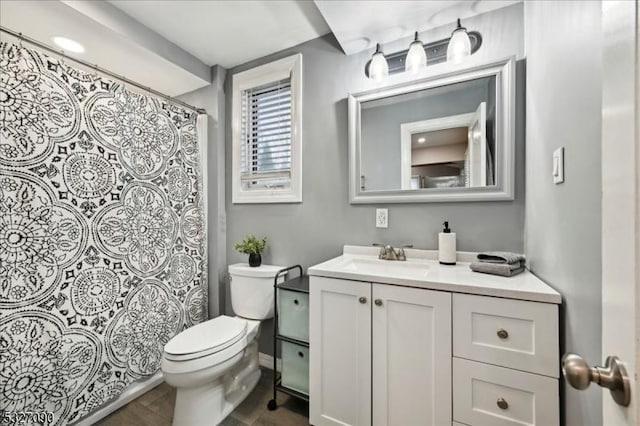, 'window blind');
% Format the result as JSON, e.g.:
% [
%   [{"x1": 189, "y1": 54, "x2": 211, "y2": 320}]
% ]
[{"x1": 240, "y1": 77, "x2": 292, "y2": 190}]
